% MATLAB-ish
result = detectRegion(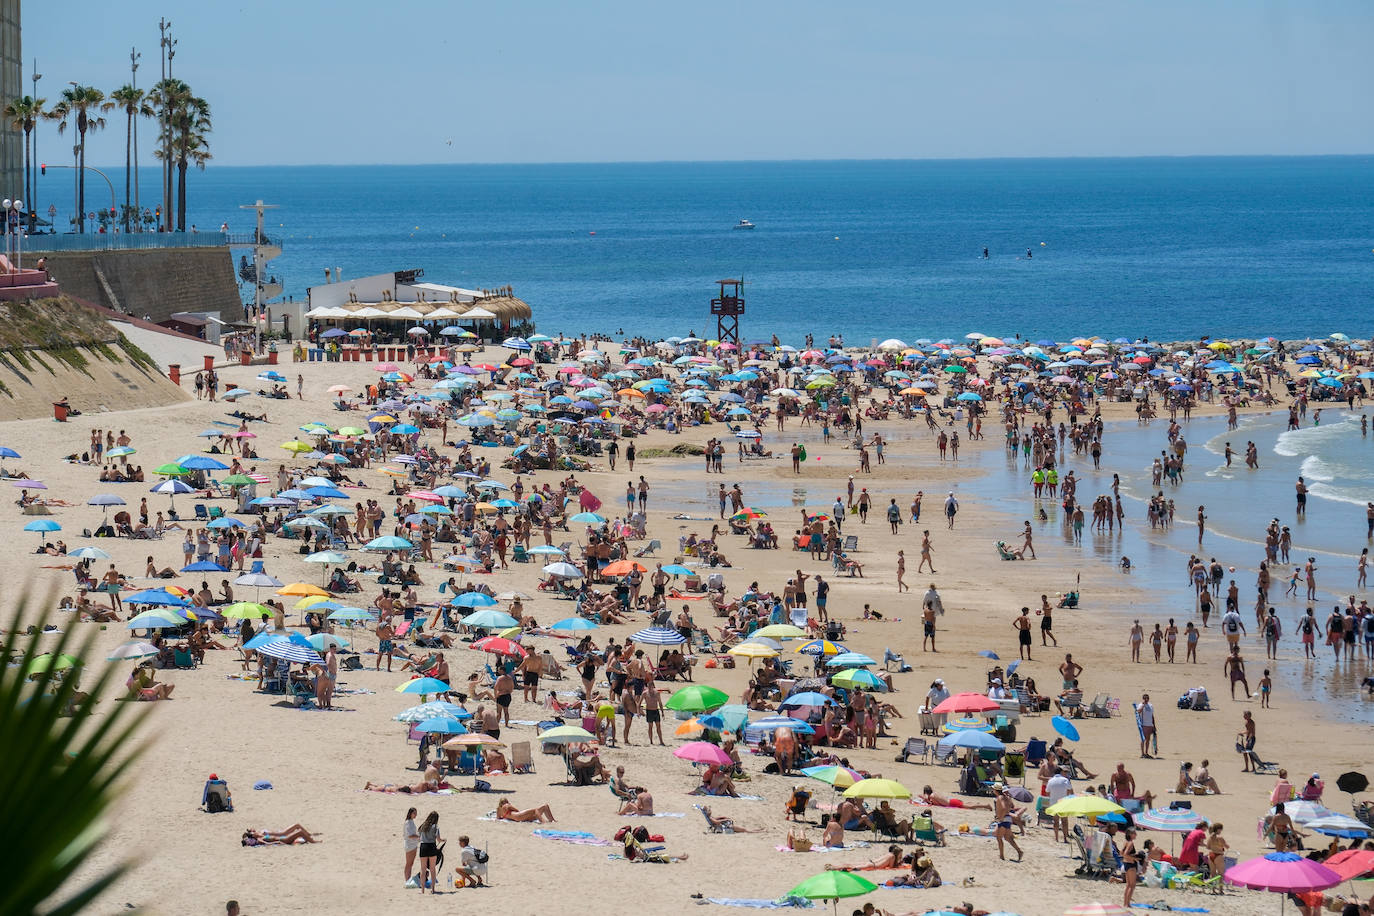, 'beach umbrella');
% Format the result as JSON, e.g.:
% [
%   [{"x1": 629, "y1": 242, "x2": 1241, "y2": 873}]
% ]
[
  {"x1": 124, "y1": 589, "x2": 190, "y2": 607},
  {"x1": 1135, "y1": 808, "x2": 1207, "y2": 832},
  {"x1": 549, "y1": 617, "x2": 598, "y2": 632},
  {"x1": 24, "y1": 653, "x2": 81, "y2": 676},
  {"x1": 1052, "y1": 715, "x2": 1081, "y2": 741},
  {"x1": 327, "y1": 607, "x2": 376, "y2": 623},
  {"x1": 537, "y1": 725, "x2": 596, "y2": 744},
  {"x1": 1336, "y1": 772, "x2": 1369, "y2": 795},
  {"x1": 659, "y1": 564, "x2": 693, "y2": 576},
  {"x1": 461, "y1": 609, "x2": 519, "y2": 629},
  {"x1": 107, "y1": 641, "x2": 159, "y2": 661},
  {"x1": 221, "y1": 602, "x2": 273, "y2": 619},
  {"x1": 938, "y1": 729, "x2": 1005, "y2": 752},
  {"x1": 23, "y1": 519, "x2": 60, "y2": 535},
  {"x1": 569, "y1": 511, "x2": 605, "y2": 524},
  {"x1": 728, "y1": 642, "x2": 779, "y2": 659},
  {"x1": 1304, "y1": 814, "x2": 1373, "y2": 838},
  {"x1": 451, "y1": 592, "x2": 498, "y2": 608},
  {"x1": 413, "y1": 718, "x2": 468, "y2": 736},
  {"x1": 150, "y1": 480, "x2": 194, "y2": 504},
  {"x1": 206, "y1": 517, "x2": 246, "y2": 530},
  {"x1": 0, "y1": 446, "x2": 19, "y2": 458},
  {"x1": 68, "y1": 546, "x2": 110, "y2": 560},
  {"x1": 787, "y1": 871, "x2": 877, "y2": 913},
  {"x1": 125, "y1": 610, "x2": 186, "y2": 629},
  {"x1": 305, "y1": 633, "x2": 350, "y2": 651},
  {"x1": 1272, "y1": 801, "x2": 1335, "y2": 824},
  {"x1": 674, "y1": 741, "x2": 733, "y2": 767},
  {"x1": 631, "y1": 627, "x2": 686, "y2": 645},
  {"x1": 801, "y1": 765, "x2": 862, "y2": 790},
  {"x1": 1323, "y1": 849, "x2": 1374, "y2": 881},
  {"x1": 1062, "y1": 905, "x2": 1130, "y2": 916},
  {"x1": 527, "y1": 545, "x2": 566, "y2": 556},
  {"x1": 442, "y1": 734, "x2": 504, "y2": 749},
  {"x1": 181, "y1": 561, "x2": 229, "y2": 573},
  {"x1": 780, "y1": 692, "x2": 835, "y2": 707},
  {"x1": 665, "y1": 684, "x2": 729, "y2": 713},
  {"x1": 364, "y1": 535, "x2": 413, "y2": 551},
  {"x1": 932, "y1": 693, "x2": 1000, "y2": 714},
  {"x1": 1046, "y1": 796, "x2": 1126, "y2": 819},
  {"x1": 831, "y1": 668, "x2": 886, "y2": 691},
  {"x1": 472, "y1": 636, "x2": 526, "y2": 658},
  {"x1": 752, "y1": 624, "x2": 807, "y2": 639},
  {"x1": 541, "y1": 562, "x2": 582, "y2": 578},
  {"x1": 179, "y1": 456, "x2": 231, "y2": 471},
  {"x1": 601, "y1": 559, "x2": 648, "y2": 576},
  {"x1": 257, "y1": 639, "x2": 323, "y2": 665},
  {"x1": 749, "y1": 715, "x2": 816, "y2": 736},
  {"x1": 394, "y1": 701, "x2": 472, "y2": 723},
  {"x1": 396, "y1": 677, "x2": 453, "y2": 696},
  {"x1": 843, "y1": 778, "x2": 911, "y2": 800},
  {"x1": 1225, "y1": 852, "x2": 1341, "y2": 911},
  {"x1": 825, "y1": 652, "x2": 875, "y2": 667},
  {"x1": 795, "y1": 638, "x2": 846, "y2": 656},
  {"x1": 277, "y1": 582, "x2": 329, "y2": 597}
]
